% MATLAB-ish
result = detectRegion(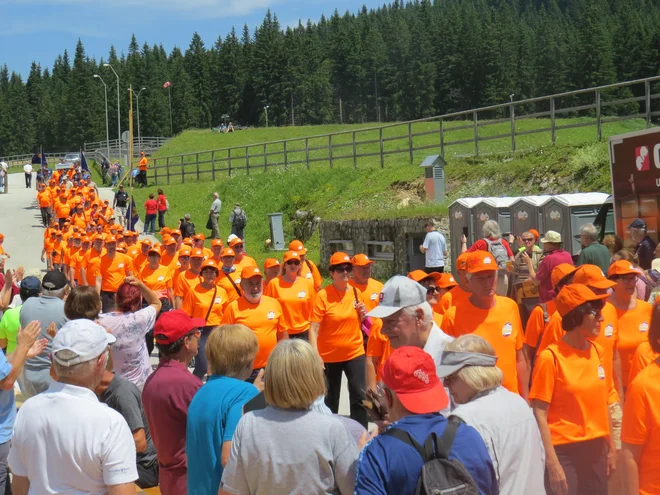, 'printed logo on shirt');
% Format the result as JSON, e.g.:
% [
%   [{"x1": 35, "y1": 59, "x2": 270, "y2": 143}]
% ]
[
  {"x1": 502, "y1": 322, "x2": 512, "y2": 337},
  {"x1": 604, "y1": 325, "x2": 614, "y2": 338},
  {"x1": 297, "y1": 291, "x2": 307, "y2": 299},
  {"x1": 640, "y1": 322, "x2": 649, "y2": 332},
  {"x1": 597, "y1": 365, "x2": 605, "y2": 380},
  {"x1": 267, "y1": 311, "x2": 275, "y2": 320},
  {"x1": 305, "y1": 272, "x2": 312, "y2": 279},
  {"x1": 370, "y1": 293, "x2": 378, "y2": 301},
  {"x1": 118, "y1": 263, "x2": 124, "y2": 268},
  {"x1": 157, "y1": 276, "x2": 165, "y2": 282},
  {"x1": 214, "y1": 297, "x2": 222, "y2": 305},
  {"x1": 235, "y1": 278, "x2": 241, "y2": 284}
]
